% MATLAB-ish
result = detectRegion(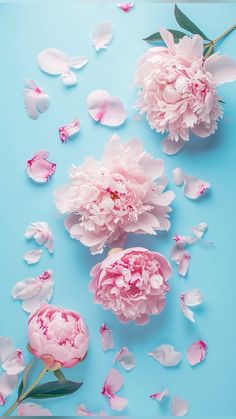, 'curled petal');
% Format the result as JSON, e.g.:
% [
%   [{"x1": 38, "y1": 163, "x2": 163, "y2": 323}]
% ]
[
  {"x1": 100, "y1": 323, "x2": 114, "y2": 352},
  {"x1": 59, "y1": 119, "x2": 80, "y2": 143},
  {"x1": 75, "y1": 403, "x2": 106, "y2": 416},
  {"x1": 115, "y1": 347, "x2": 135, "y2": 371},
  {"x1": 26, "y1": 151, "x2": 56, "y2": 183},
  {"x1": 60, "y1": 70, "x2": 77, "y2": 86},
  {"x1": 0, "y1": 373, "x2": 18, "y2": 405},
  {"x1": 180, "y1": 289, "x2": 202, "y2": 323},
  {"x1": 17, "y1": 402, "x2": 52, "y2": 416},
  {"x1": 92, "y1": 21, "x2": 113, "y2": 51},
  {"x1": 23, "y1": 249, "x2": 43, "y2": 265},
  {"x1": 192, "y1": 222, "x2": 207, "y2": 239},
  {"x1": 149, "y1": 344, "x2": 181, "y2": 367},
  {"x1": 23, "y1": 80, "x2": 49, "y2": 120},
  {"x1": 150, "y1": 388, "x2": 170, "y2": 402},
  {"x1": 25, "y1": 222, "x2": 54, "y2": 254},
  {"x1": 183, "y1": 174, "x2": 210, "y2": 199},
  {"x1": 117, "y1": 3, "x2": 134, "y2": 12},
  {"x1": 187, "y1": 340, "x2": 207, "y2": 366},
  {"x1": 171, "y1": 396, "x2": 188, "y2": 416},
  {"x1": 87, "y1": 90, "x2": 127, "y2": 127}
]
